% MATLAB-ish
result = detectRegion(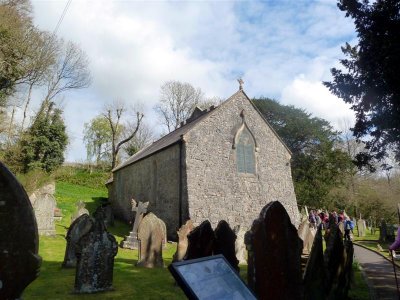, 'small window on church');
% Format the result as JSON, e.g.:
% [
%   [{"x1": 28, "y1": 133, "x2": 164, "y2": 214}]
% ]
[{"x1": 236, "y1": 128, "x2": 256, "y2": 174}]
